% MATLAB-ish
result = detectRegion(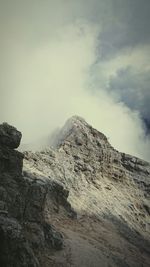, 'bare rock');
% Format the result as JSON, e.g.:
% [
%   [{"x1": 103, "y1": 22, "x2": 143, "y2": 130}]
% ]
[
  {"x1": 0, "y1": 122, "x2": 65, "y2": 266},
  {"x1": 0, "y1": 123, "x2": 22, "y2": 149},
  {"x1": 1, "y1": 117, "x2": 150, "y2": 267},
  {"x1": 43, "y1": 222, "x2": 63, "y2": 250},
  {"x1": 0, "y1": 215, "x2": 39, "y2": 267}
]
